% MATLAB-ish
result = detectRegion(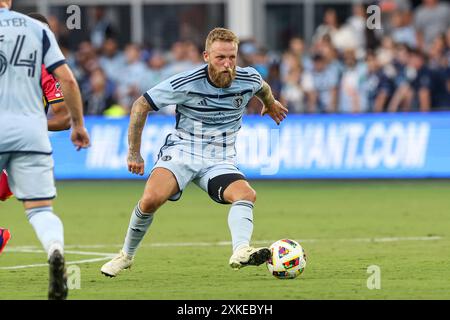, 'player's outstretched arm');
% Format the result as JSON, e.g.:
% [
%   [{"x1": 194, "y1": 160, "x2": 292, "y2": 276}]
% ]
[
  {"x1": 52, "y1": 64, "x2": 90, "y2": 150},
  {"x1": 47, "y1": 102, "x2": 71, "y2": 131},
  {"x1": 256, "y1": 81, "x2": 288, "y2": 125},
  {"x1": 127, "y1": 95, "x2": 152, "y2": 176}
]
